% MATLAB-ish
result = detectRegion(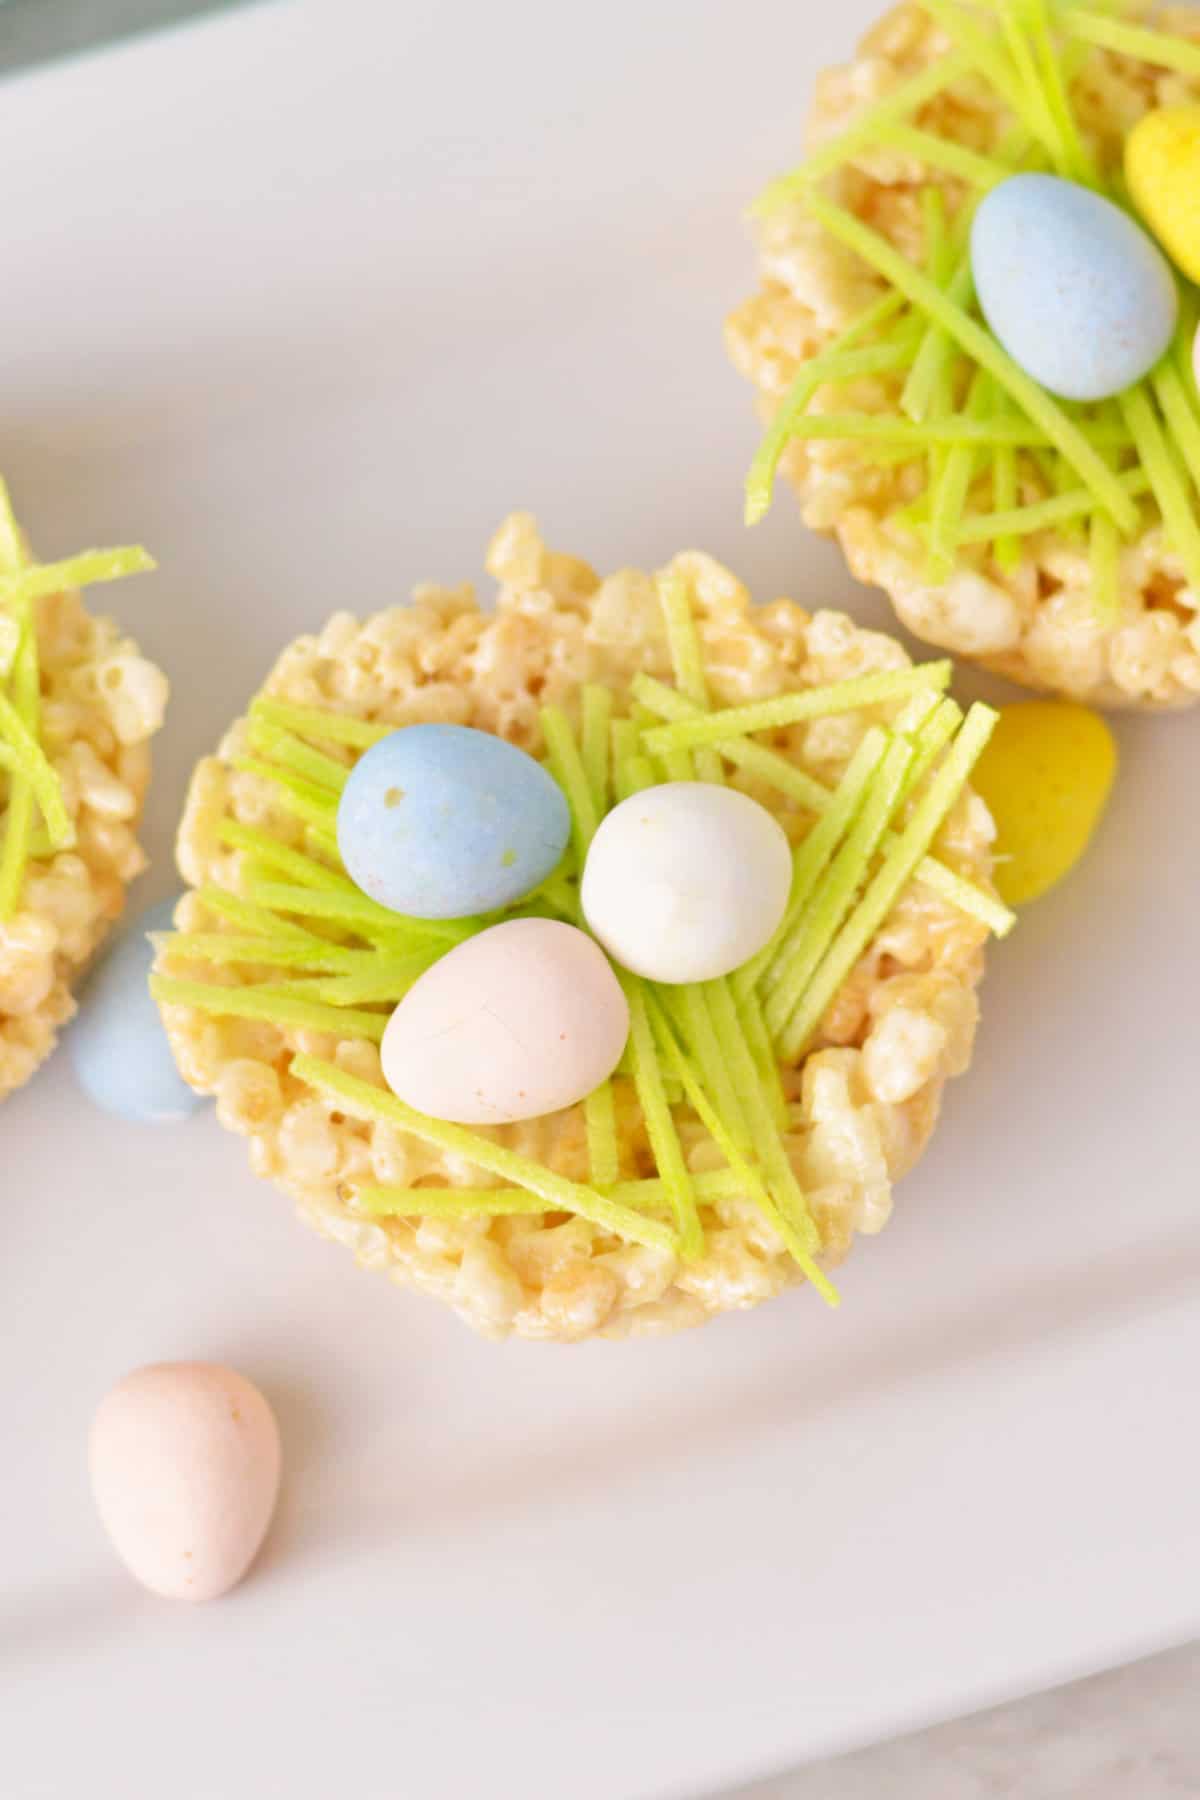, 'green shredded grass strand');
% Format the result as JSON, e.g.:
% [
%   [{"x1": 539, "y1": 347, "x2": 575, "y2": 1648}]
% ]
[
  {"x1": 641, "y1": 662, "x2": 950, "y2": 756},
  {"x1": 152, "y1": 974, "x2": 388, "y2": 1041},
  {"x1": 292, "y1": 1055, "x2": 677, "y2": 1253},
  {"x1": 751, "y1": 49, "x2": 975, "y2": 213},
  {"x1": 584, "y1": 1080, "x2": 621, "y2": 1189},
  {"x1": 1063, "y1": 8, "x2": 1200, "y2": 78},
  {"x1": 249, "y1": 695, "x2": 393, "y2": 749},
  {"x1": 624, "y1": 981, "x2": 703, "y2": 1259},
  {"x1": 779, "y1": 705, "x2": 998, "y2": 1059},
  {"x1": 764, "y1": 736, "x2": 914, "y2": 1038}
]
